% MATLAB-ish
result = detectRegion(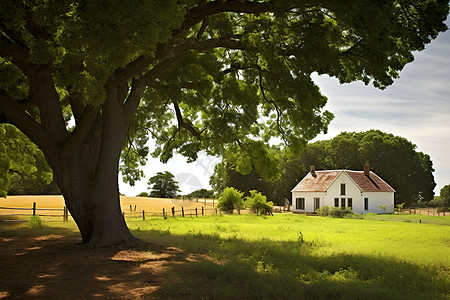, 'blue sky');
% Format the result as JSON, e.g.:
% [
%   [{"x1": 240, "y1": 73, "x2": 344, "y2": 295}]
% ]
[{"x1": 120, "y1": 22, "x2": 450, "y2": 197}]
